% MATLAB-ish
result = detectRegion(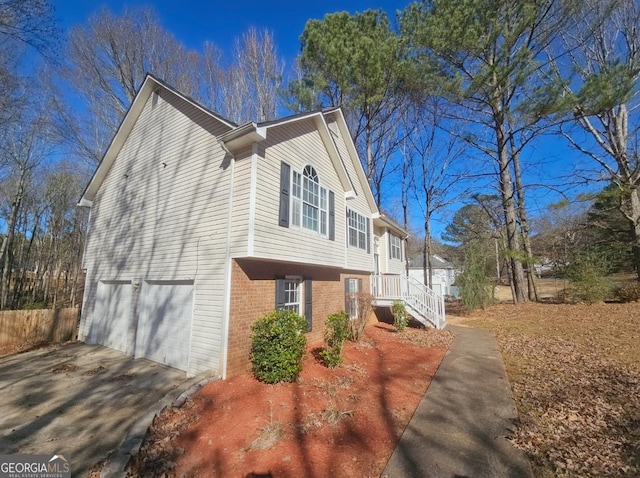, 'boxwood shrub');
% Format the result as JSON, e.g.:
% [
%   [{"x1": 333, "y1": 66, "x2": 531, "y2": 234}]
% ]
[{"x1": 250, "y1": 309, "x2": 308, "y2": 383}]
